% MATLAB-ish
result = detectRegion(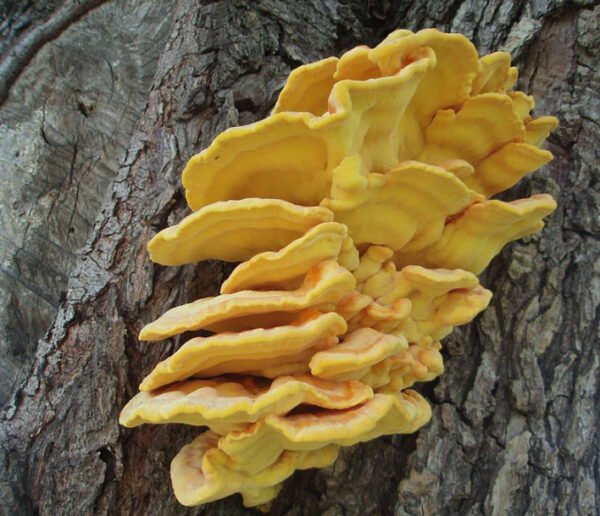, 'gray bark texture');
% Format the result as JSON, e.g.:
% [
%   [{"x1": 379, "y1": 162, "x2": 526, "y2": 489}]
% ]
[
  {"x1": 1, "y1": 0, "x2": 598, "y2": 515},
  {"x1": 0, "y1": 0, "x2": 173, "y2": 404}
]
